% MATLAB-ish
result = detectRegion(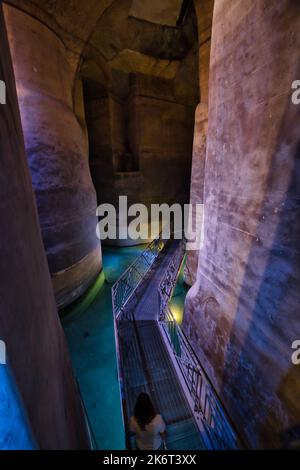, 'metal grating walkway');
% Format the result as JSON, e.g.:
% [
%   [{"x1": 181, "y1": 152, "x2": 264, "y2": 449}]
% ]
[{"x1": 118, "y1": 242, "x2": 205, "y2": 450}]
